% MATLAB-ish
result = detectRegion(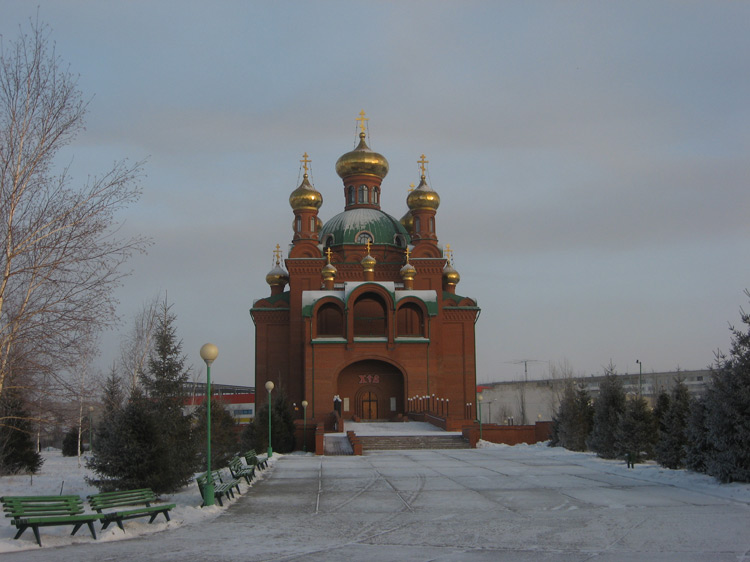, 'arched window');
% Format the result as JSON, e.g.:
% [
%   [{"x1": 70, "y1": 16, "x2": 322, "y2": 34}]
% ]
[
  {"x1": 295, "y1": 216, "x2": 302, "y2": 232},
  {"x1": 317, "y1": 303, "x2": 344, "y2": 337},
  {"x1": 357, "y1": 232, "x2": 373, "y2": 245},
  {"x1": 373, "y1": 189, "x2": 379, "y2": 205},
  {"x1": 310, "y1": 216, "x2": 317, "y2": 232},
  {"x1": 414, "y1": 217, "x2": 421, "y2": 233},
  {"x1": 397, "y1": 303, "x2": 424, "y2": 337},
  {"x1": 347, "y1": 186, "x2": 355, "y2": 205},
  {"x1": 358, "y1": 185, "x2": 368, "y2": 204},
  {"x1": 393, "y1": 234, "x2": 406, "y2": 248},
  {"x1": 429, "y1": 217, "x2": 435, "y2": 232},
  {"x1": 353, "y1": 293, "x2": 387, "y2": 336}
]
